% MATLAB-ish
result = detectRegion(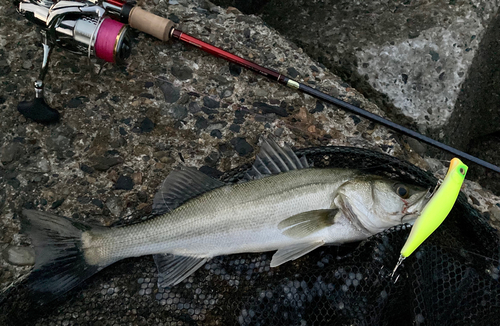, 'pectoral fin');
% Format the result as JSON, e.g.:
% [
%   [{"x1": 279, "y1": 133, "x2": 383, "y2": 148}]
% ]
[
  {"x1": 278, "y1": 209, "x2": 339, "y2": 239},
  {"x1": 271, "y1": 241, "x2": 325, "y2": 267},
  {"x1": 153, "y1": 253, "x2": 209, "y2": 288}
]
